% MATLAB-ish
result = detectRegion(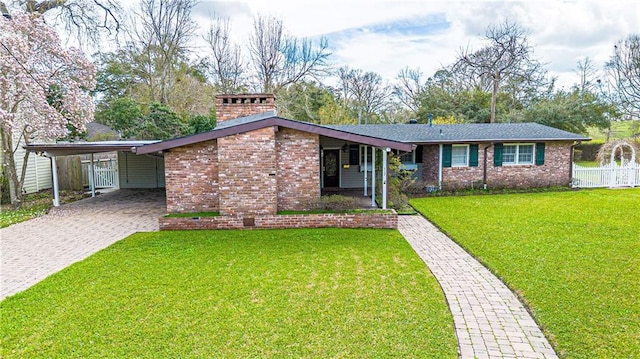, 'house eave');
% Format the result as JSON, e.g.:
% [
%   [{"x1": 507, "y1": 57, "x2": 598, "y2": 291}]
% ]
[
  {"x1": 412, "y1": 137, "x2": 591, "y2": 144},
  {"x1": 24, "y1": 141, "x2": 160, "y2": 156}
]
